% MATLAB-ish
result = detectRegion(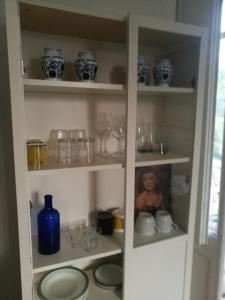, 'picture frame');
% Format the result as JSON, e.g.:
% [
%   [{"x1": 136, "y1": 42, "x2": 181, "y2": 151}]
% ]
[{"x1": 135, "y1": 164, "x2": 171, "y2": 219}]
